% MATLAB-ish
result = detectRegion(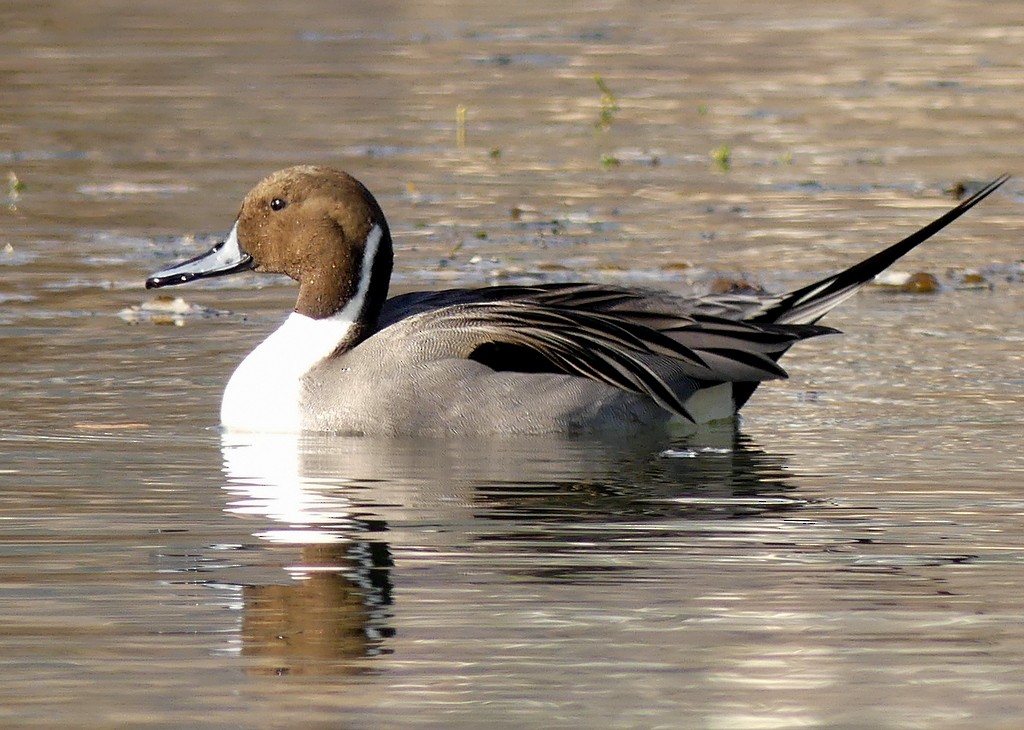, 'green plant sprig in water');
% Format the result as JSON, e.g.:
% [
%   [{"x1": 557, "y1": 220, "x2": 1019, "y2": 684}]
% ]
[
  {"x1": 710, "y1": 144, "x2": 732, "y2": 172},
  {"x1": 594, "y1": 75, "x2": 619, "y2": 131},
  {"x1": 6, "y1": 171, "x2": 24, "y2": 210}
]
